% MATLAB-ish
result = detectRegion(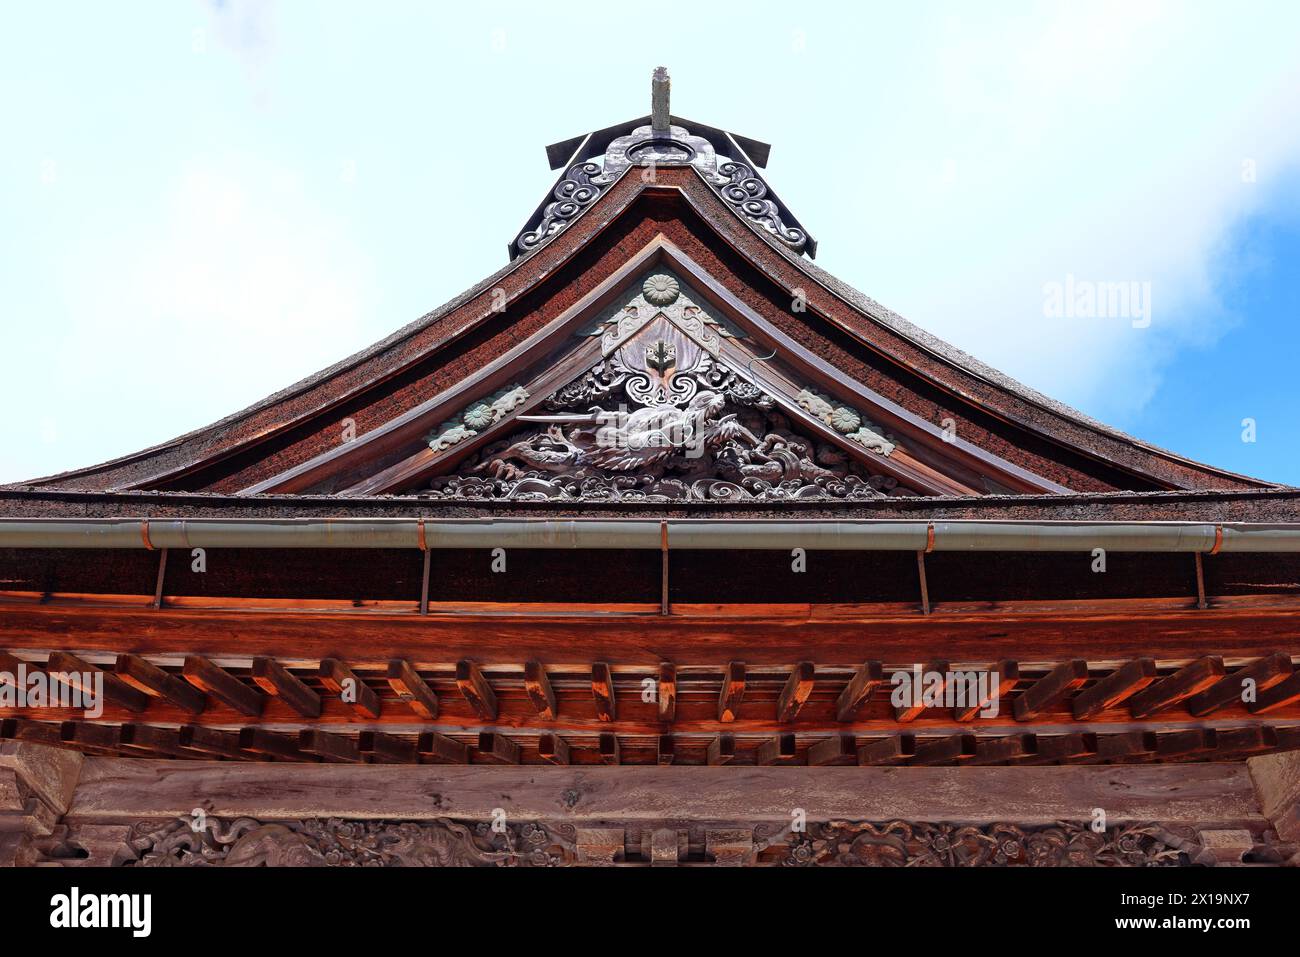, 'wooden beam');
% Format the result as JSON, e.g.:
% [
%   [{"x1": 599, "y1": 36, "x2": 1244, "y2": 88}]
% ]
[
  {"x1": 239, "y1": 728, "x2": 317, "y2": 762},
  {"x1": 1157, "y1": 729, "x2": 1216, "y2": 759},
  {"x1": 599, "y1": 732, "x2": 620, "y2": 765},
  {"x1": 359, "y1": 731, "x2": 417, "y2": 764},
  {"x1": 807, "y1": 735, "x2": 857, "y2": 767},
  {"x1": 455, "y1": 660, "x2": 498, "y2": 721},
  {"x1": 706, "y1": 733, "x2": 734, "y2": 766},
  {"x1": 1127, "y1": 656, "x2": 1226, "y2": 719},
  {"x1": 657, "y1": 734, "x2": 675, "y2": 766},
  {"x1": 1022, "y1": 732, "x2": 1097, "y2": 765},
  {"x1": 177, "y1": 725, "x2": 243, "y2": 759},
  {"x1": 298, "y1": 729, "x2": 365, "y2": 764},
  {"x1": 386, "y1": 659, "x2": 438, "y2": 720},
  {"x1": 895, "y1": 660, "x2": 950, "y2": 722},
  {"x1": 591, "y1": 663, "x2": 616, "y2": 722},
  {"x1": 755, "y1": 733, "x2": 798, "y2": 766},
  {"x1": 251, "y1": 657, "x2": 321, "y2": 719},
  {"x1": 1071, "y1": 658, "x2": 1158, "y2": 721},
  {"x1": 1013, "y1": 659, "x2": 1088, "y2": 721},
  {"x1": 776, "y1": 661, "x2": 815, "y2": 723},
  {"x1": 416, "y1": 731, "x2": 469, "y2": 765},
  {"x1": 477, "y1": 732, "x2": 520, "y2": 765},
  {"x1": 657, "y1": 662, "x2": 676, "y2": 723},
  {"x1": 968, "y1": 734, "x2": 1036, "y2": 766},
  {"x1": 718, "y1": 661, "x2": 746, "y2": 723},
  {"x1": 911, "y1": 733, "x2": 977, "y2": 766},
  {"x1": 1094, "y1": 731, "x2": 1158, "y2": 762},
  {"x1": 954, "y1": 659, "x2": 1019, "y2": 722},
  {"x1": 858, "y1": 734, "x2": 916, "y2": 766},
  {"x1": 181, "y1": 656, "x2": 264, "y2": 717},
  {"x1": 318, "y1": 658, "x2": 381, "y2": 720},
  {"x1": 60, "y1": 721, "x2": 120, "y2": 752},
  {"x1": 538, "y1": 733, "x2": 570, "y2": 766},
  {"x1": 1248, "y1": 672, "x2": 1300, "y2": 715},
  {"x1": 67, "y1": 760, "x2": 1267, "y2": 826},
  {"x1": 523, "y1": 661, "x2": 557, "y2": 720},
  {"x1": 118, "y1": 724, "x2": 189, "y2": 758},
  {"x1": 835, "y1": 661, "x2": 884, "y2": 722},
  {"x1": 1187, "y1": 653, "x2": 1293, "y2": 717},
  {"x1": 47, "y1": 651, "x2": 149, "y2": 713},
  {"x1": 114, "y1": 654, "x2": 206, "y2": 714}
]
